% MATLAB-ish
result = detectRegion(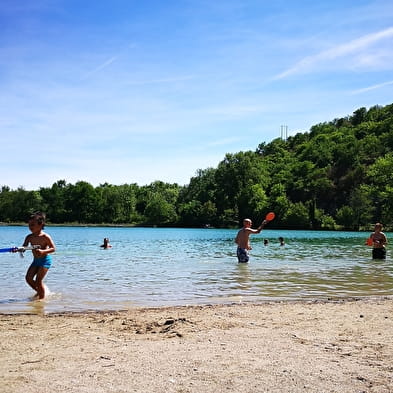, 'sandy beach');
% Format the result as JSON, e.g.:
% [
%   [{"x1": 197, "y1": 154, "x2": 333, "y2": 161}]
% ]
[{"x1": 1, "y1": 298, "x2": 392, "y2": 393}]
